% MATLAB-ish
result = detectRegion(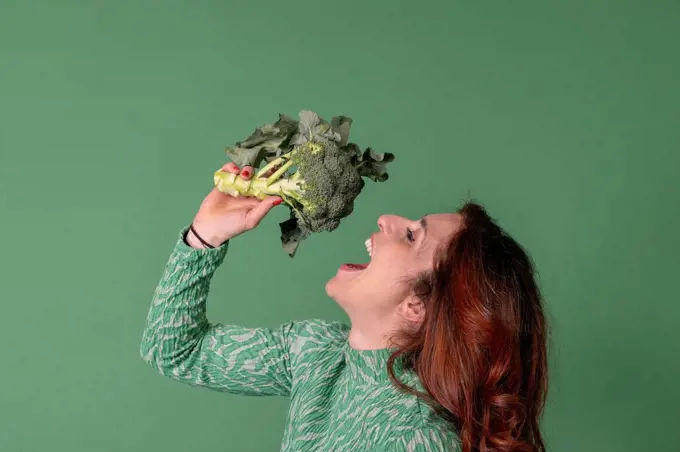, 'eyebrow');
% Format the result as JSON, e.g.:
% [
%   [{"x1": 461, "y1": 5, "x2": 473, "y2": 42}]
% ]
[
  {"x1": 420, "y1": 217, "x2": 428, "y2": 233},
  {"x1": 417, "y1": 217, "x2": 428, "y2": 252}
]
